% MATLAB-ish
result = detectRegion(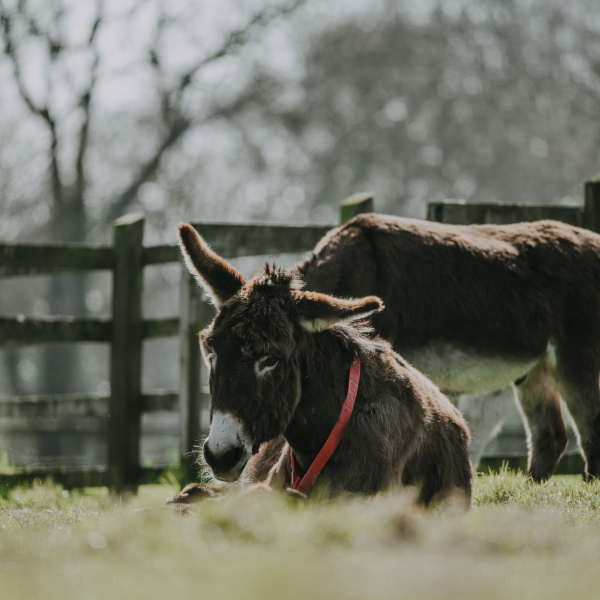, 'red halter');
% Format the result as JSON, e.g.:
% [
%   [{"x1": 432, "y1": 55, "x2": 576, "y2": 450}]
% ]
[{"x1": 287, "y1": 354, "x2": 361, "y2": 498}]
